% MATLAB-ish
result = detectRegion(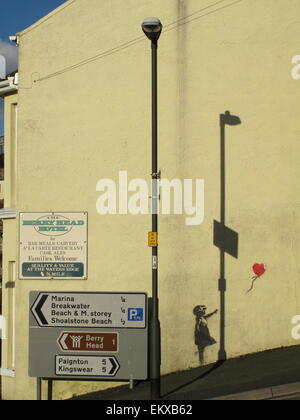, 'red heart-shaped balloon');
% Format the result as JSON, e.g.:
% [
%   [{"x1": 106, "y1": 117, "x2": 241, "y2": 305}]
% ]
[{"x1": 253, "y1": 263, "x2": 266, "y2": 277}]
